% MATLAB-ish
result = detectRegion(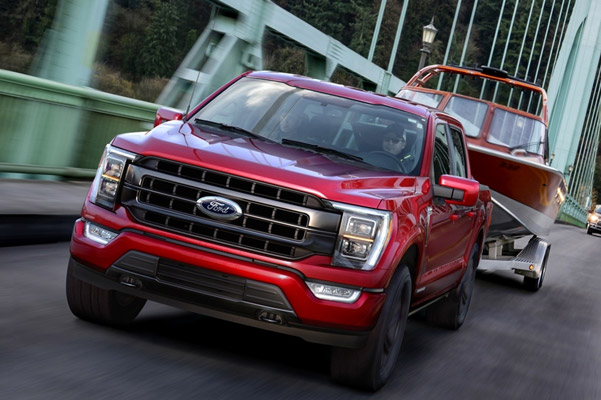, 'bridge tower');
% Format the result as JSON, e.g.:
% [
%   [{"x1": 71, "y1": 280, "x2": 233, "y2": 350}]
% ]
[{"x1": 547, "y1": 0, "x2": 601, "y2": 223}]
